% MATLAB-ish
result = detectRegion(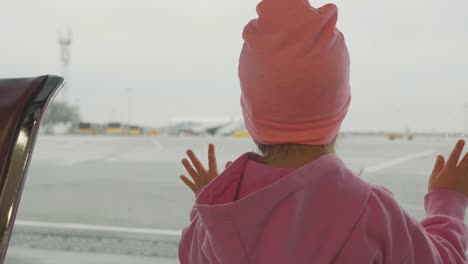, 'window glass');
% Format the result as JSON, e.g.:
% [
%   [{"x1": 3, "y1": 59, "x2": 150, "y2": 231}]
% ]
[{"x1": 2, "y1": 0, "x2": 467, "y2": 263}]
